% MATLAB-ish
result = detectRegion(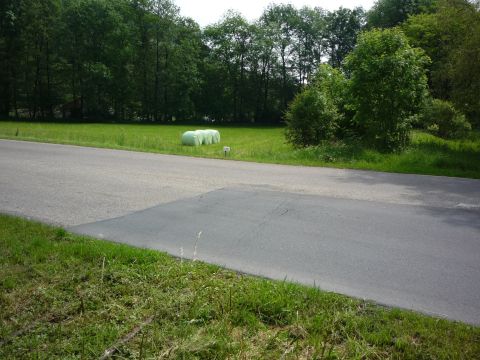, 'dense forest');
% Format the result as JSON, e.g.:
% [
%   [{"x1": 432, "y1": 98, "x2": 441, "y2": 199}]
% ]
[{"x1": 0, "y1": 0, "x2": 478, "y2": 126}]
